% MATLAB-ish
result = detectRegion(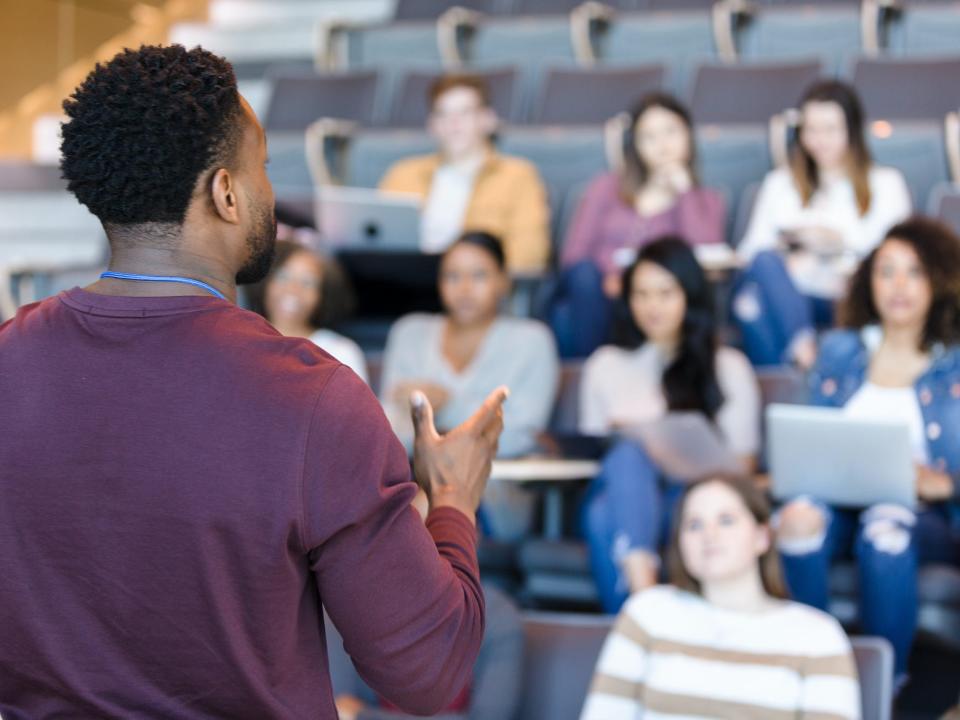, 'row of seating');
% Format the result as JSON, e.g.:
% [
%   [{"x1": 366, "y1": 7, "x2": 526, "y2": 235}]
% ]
[
  {"x1": 256, "y1": 56, "x2": 960, "y2": 133},
  {"x1": 264, "y1": 117, "x2": 955, "y2": 251},
  {"x1": 174, "y1": 0, "x2": 960, "y2": 89},
  {"x1": 324, "y1": 608, "x2": 896, "y2": 720}
]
